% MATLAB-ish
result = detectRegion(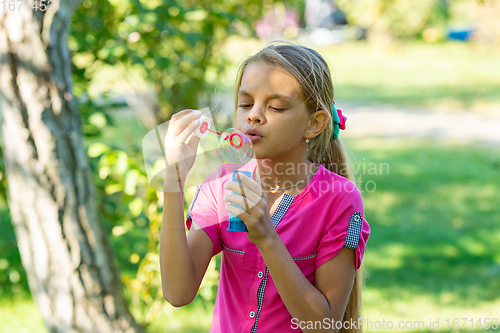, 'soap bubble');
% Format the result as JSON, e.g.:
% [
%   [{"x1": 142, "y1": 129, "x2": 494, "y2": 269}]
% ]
[{"x1": 216, "y1": 128, "x2": 254, "y2": 164}]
